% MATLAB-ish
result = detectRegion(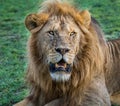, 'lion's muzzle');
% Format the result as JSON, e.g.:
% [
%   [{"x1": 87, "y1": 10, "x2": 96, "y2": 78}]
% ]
[{"x1": 47, "y1": 47, "x2": 75, "y2": 81}]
